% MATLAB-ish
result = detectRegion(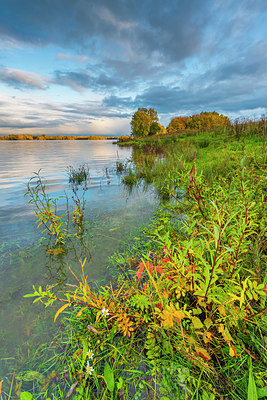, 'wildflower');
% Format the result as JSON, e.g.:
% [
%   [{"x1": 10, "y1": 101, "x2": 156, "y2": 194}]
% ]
[
  {"x1": 87, "y1": 349, "x2": 94, "y2": 359},
  {"x1": 102, "y1": 307, "x2": 109, "y2": 317},
  {"x1": 86, "y1": 361, "x2": 94, "y2": 375}
]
